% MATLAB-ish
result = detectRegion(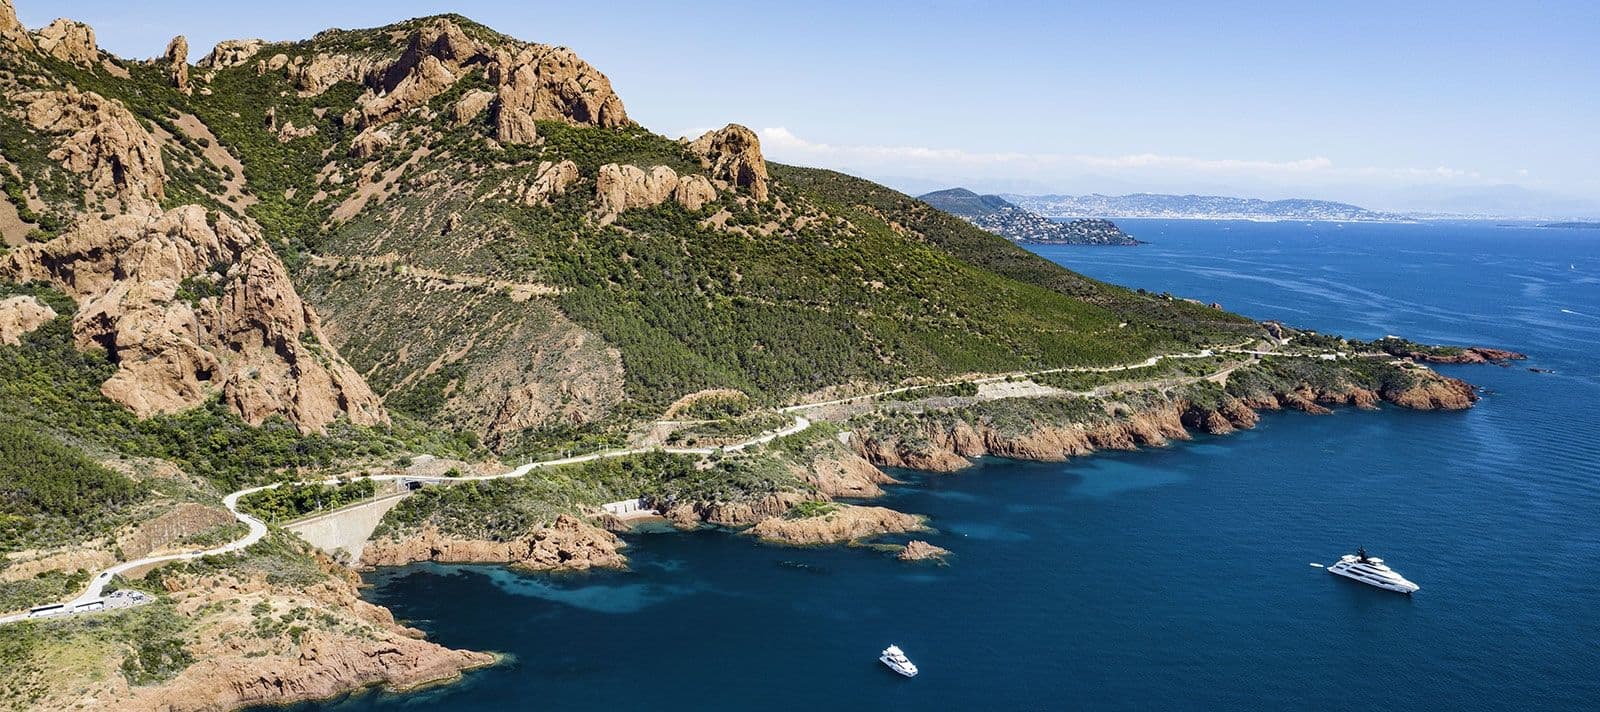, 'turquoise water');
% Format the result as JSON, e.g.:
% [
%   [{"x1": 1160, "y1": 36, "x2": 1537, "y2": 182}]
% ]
[{"x1": 283, "y1": 220, "x2": 1600, "y2": 711}]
